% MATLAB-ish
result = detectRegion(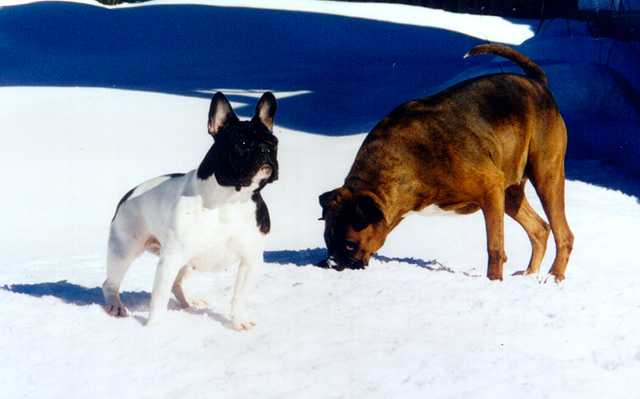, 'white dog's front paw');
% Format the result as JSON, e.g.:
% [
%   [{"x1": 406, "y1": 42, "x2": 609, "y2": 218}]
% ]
[{"x1": 231, "y1": 317, "x2": 256, "y2": 331}]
